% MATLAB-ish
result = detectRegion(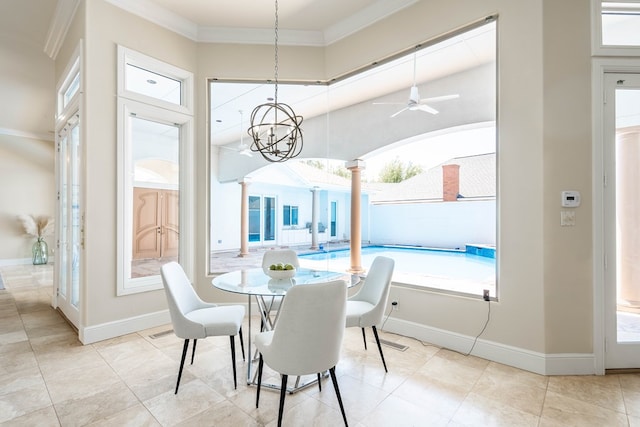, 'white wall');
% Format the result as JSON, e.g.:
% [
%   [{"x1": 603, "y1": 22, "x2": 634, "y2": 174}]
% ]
[{"x1": 370, "y1": 200, "x2": 496, "y2": 249}]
